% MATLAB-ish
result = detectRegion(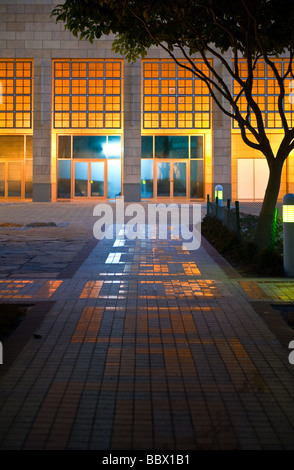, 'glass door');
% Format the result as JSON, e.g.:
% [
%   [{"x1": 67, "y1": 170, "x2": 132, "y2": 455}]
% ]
[
  {"x1": 74, "y1": 161, "x2": 88, "y2": 197},
  {"x1": 173, "y1": 161, "x2": 187, "y2": 197},
  {"x1": 8, "y1": 162, "x2": 22, "y2": 198},
  {"x1": 91, "y1": 162, "x2": 105, "y2": 197},
  {"x1": 157, "y1": 161, "x2": 170, "y2": 197},
  {"x1": 74, "y1": 161, "x2": 106, "y2": 198},
  {"x1": 156, "y1": 160, "x2": 188, "y2": 198}
]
